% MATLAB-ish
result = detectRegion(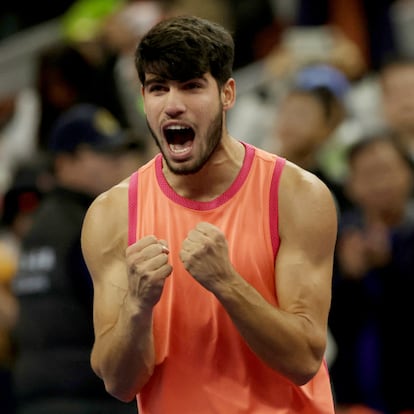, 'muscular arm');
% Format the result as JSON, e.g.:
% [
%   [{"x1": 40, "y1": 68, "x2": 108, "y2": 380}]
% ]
[
  {"x1": 81, "y1": 181, "x2": 171, "y2": 402},
  {"x1": 181, "y1": 162, "x2": 337, "y2": 385}
]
